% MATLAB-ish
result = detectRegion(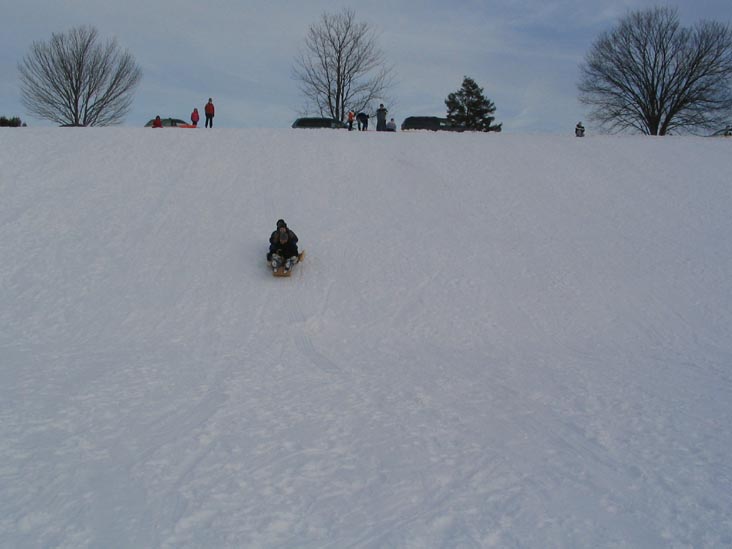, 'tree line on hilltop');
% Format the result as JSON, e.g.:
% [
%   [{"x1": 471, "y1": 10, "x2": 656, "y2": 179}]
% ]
[{"x1": 11, "y1": 6, "x2": 732, "y2": 135}]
